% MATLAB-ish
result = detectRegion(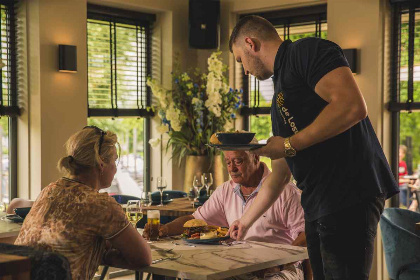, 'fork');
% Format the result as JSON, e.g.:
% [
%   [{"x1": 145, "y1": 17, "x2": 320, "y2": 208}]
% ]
[{"x1": 152, "y1": 254, "x2": 182, "y2": 264}]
